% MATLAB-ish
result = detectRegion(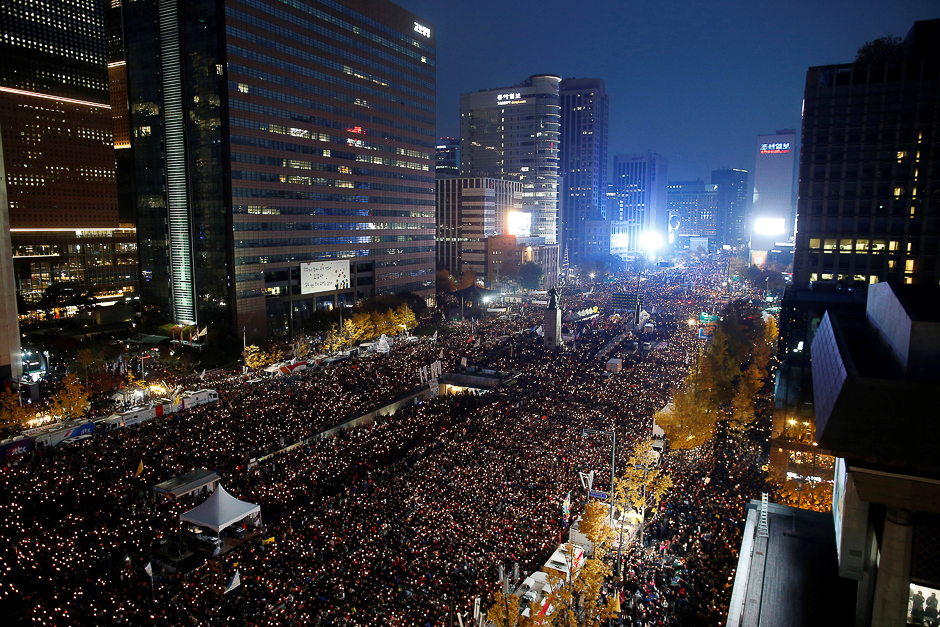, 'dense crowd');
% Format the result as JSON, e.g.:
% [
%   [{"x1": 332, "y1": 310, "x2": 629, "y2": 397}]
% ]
[{"x1": 0, "y1": 257, "x2": 774, "y2": 626}]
